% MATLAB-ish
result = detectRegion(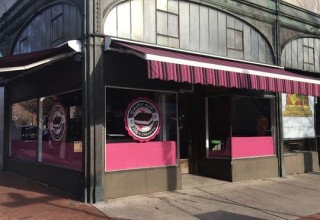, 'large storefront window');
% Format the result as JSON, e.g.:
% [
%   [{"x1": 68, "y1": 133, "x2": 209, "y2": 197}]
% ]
[
  {"x1": 10, "y1": 99, "x2": 38, "y2": 161},
  {"x1": 105, "y1": 87, "x2": 177, "y2": 171},
  {"x1": 206, "y1": 95, "x2": 274, "y2": 158},
  {"x1": 39, "y1": 91, "x2": 82, "y2": 171},
  {"x1": 9, "y1": 91, "x2": 82, "y2": 171},
  {"x1": 282, "y1": 93, "x2": 317, "y2": 153}
]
